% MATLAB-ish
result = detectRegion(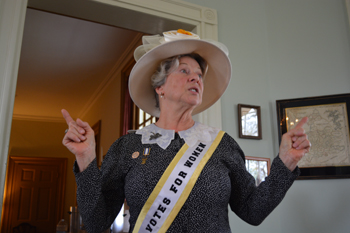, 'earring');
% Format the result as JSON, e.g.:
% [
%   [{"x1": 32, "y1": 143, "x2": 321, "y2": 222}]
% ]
[{"x1": 160, "y1": 93, "x2": 164, "y2": 98}]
